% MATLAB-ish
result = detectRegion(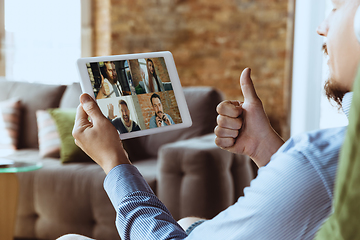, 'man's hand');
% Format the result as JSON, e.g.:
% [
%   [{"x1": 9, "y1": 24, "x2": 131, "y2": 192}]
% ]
[
  {"x1": 155, "y1": 115, "x2": 162, "y2": 127},
  {"x1": 72, "y1": 94, "x2": 131, "y2": 174},
  {"x1": 162, "y1": 114, "x2": 172, "y2": 125},
  {"x1": 107, "y1": 103, "x2": 117, "y2": 120},
  {"x1": 214, "y1": 68, "x2": 284, "y2": 167}
]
